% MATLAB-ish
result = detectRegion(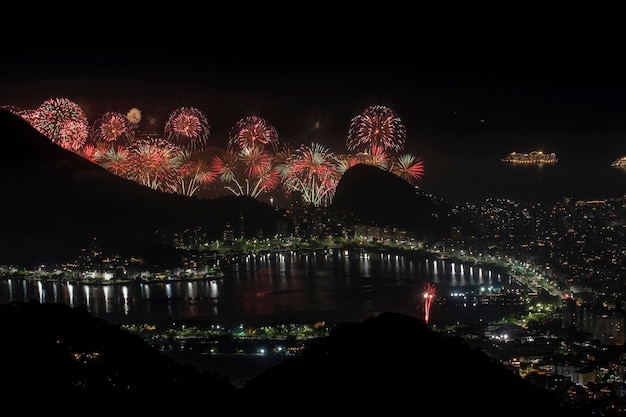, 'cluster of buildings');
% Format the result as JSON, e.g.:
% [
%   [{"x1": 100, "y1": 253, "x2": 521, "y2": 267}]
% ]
[{"x1": 441, "y1": 195, "x2": 626, "y2": 414}]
